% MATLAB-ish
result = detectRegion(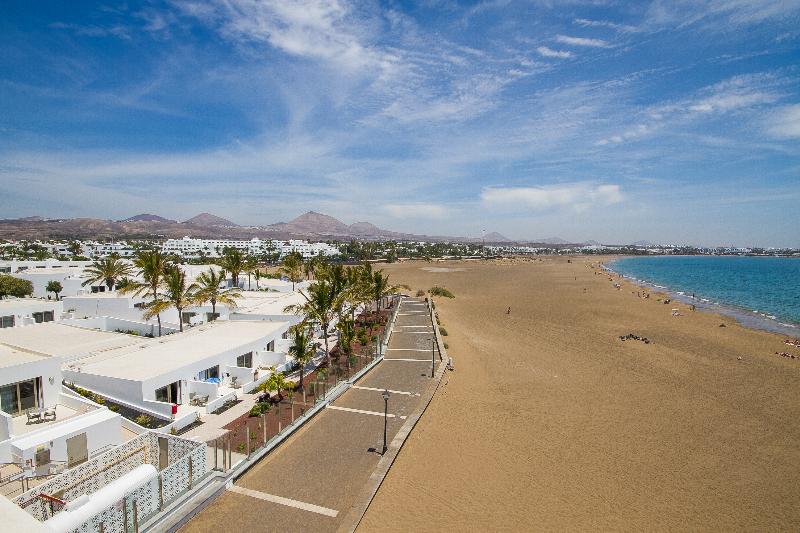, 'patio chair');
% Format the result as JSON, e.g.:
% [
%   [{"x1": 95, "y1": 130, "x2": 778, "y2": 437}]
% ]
[
  {"x1": 43, "y1": 408, "x2": 57, "y2": 422},
  {"x1": 197, "y1": 395, "x2": 209, "y2": 407},
  {"x1": 26, "y1": 410, "x2": 41, "y2": 424}
]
